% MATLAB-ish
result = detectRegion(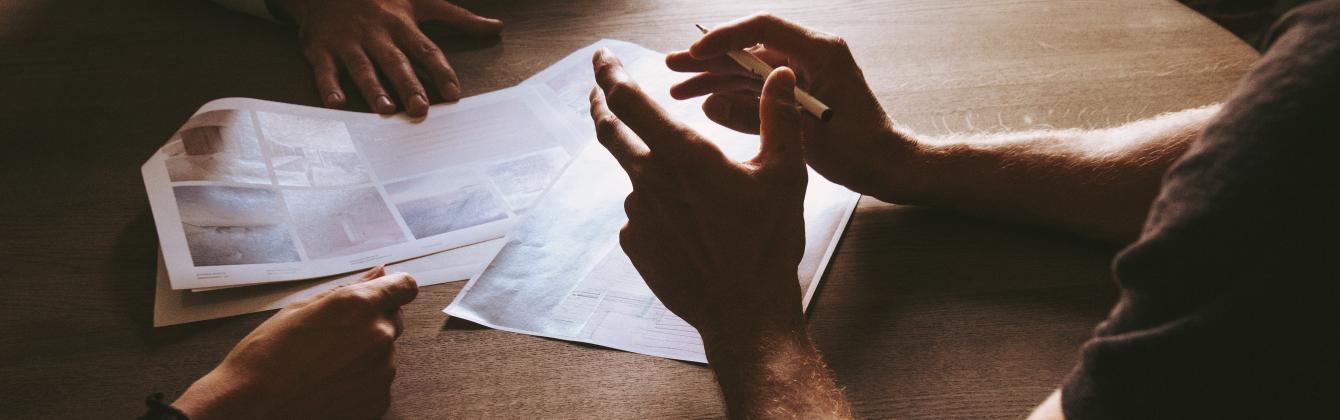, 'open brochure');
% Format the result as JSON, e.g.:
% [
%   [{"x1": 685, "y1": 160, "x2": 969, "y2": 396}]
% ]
[
  {"x1": 143, "y1": 85, "x2": 585, "y2": 290},
  {"x1": 445, "y1": 40, "x2": 861, "y2": 363}
]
